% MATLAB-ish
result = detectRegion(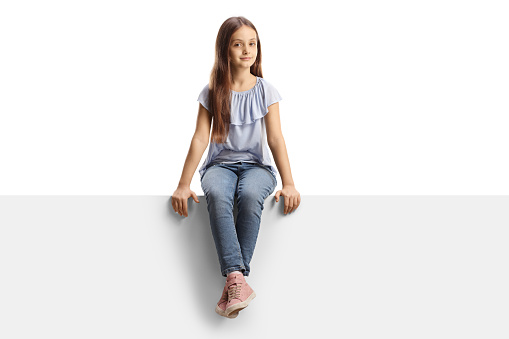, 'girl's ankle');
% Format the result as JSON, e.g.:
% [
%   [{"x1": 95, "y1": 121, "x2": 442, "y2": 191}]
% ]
[{"x1": 227, "y1": 270, "x2": 242, "y2": 278}]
